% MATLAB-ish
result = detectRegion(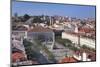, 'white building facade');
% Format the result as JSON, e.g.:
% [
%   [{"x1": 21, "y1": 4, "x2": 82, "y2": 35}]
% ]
[{"x1": 62, "y1": 32, "x2": 95, "y2": 49}]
